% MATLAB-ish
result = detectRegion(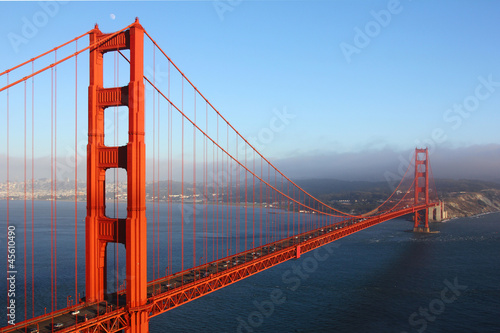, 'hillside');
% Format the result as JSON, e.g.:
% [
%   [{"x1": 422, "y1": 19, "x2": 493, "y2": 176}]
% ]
[{"x1": 440, "y1": 189, "x2": 500, "y2": 219}]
